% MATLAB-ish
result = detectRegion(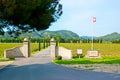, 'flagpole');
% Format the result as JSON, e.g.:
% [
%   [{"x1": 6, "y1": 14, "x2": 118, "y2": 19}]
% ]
[
  {"x1": 91, "y1": 26, "x2": 94, "y2": 50},
  {"x1": 92, "y1": 17, "x2": 96, "y2": 50}
]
